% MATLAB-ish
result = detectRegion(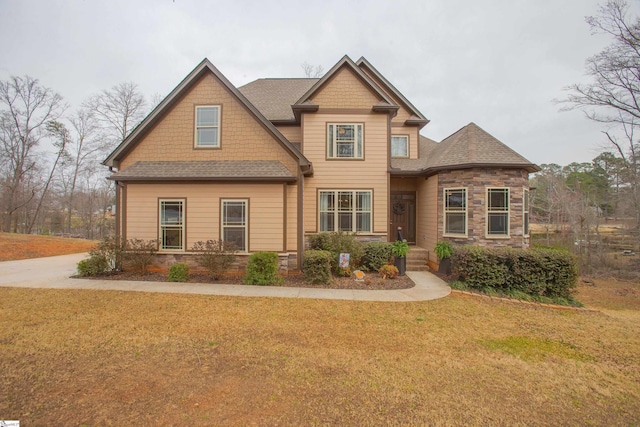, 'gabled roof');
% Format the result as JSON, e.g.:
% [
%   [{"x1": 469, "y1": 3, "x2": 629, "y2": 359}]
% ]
[
  {"x1": 356, "y1": 57, "x2": 429, "y2": 128},
  {"x1": 108, "y1": 160, "x2": 296, "y2": 182},
  {"x1": 239, "y1": 78, "x2": 318, "y2": 122},
  {"x1": 293, "y1": 55, "x2": 399, "y2": 116},
  {"x1": 103, "y1": 58, "x2": 311, "y2": 173},
  {"x1": 390, "y1": 123, "x2": 540, "y2": 175}
]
